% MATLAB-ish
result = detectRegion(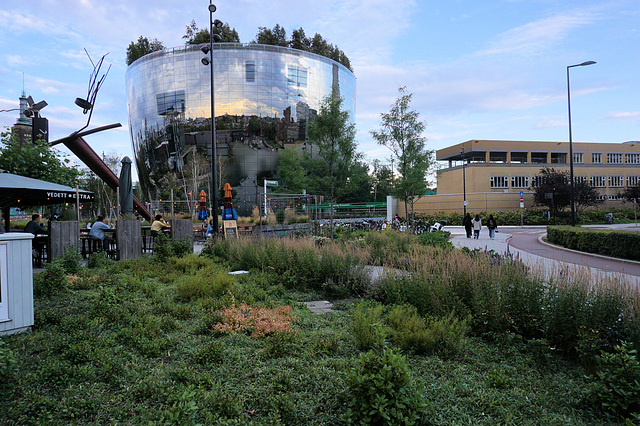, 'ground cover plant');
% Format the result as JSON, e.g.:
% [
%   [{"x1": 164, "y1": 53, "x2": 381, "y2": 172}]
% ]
[{"x1": 1, "y1": 232, "x2": 639, "y2": 424}]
